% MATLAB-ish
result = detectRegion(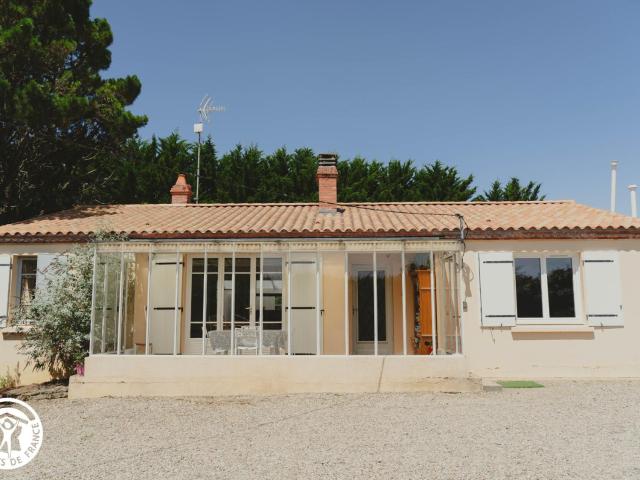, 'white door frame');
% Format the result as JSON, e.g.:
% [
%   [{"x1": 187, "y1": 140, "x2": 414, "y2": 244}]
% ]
[{"x1": 352, "y1": 263, "x2": 393, "y2": 355}]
